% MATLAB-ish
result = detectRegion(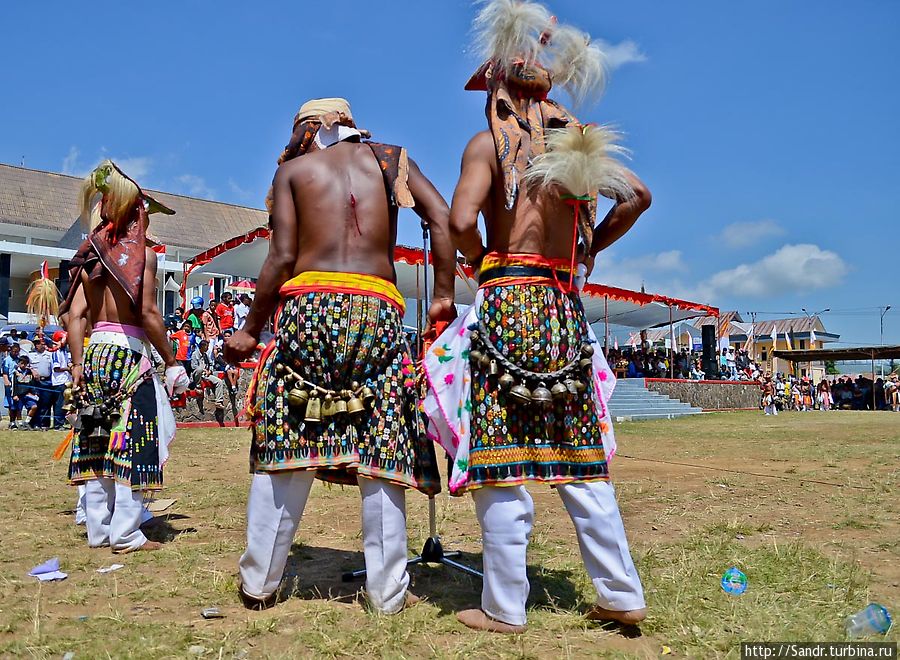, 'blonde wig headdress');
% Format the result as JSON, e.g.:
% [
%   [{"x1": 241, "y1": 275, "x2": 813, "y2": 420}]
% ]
[
  {"x1": 26, "y1": 261, "x2": 59, "y2": 329},
  {"x1": 78, "y1": 159, "x2": 174, "y2": 233}
]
